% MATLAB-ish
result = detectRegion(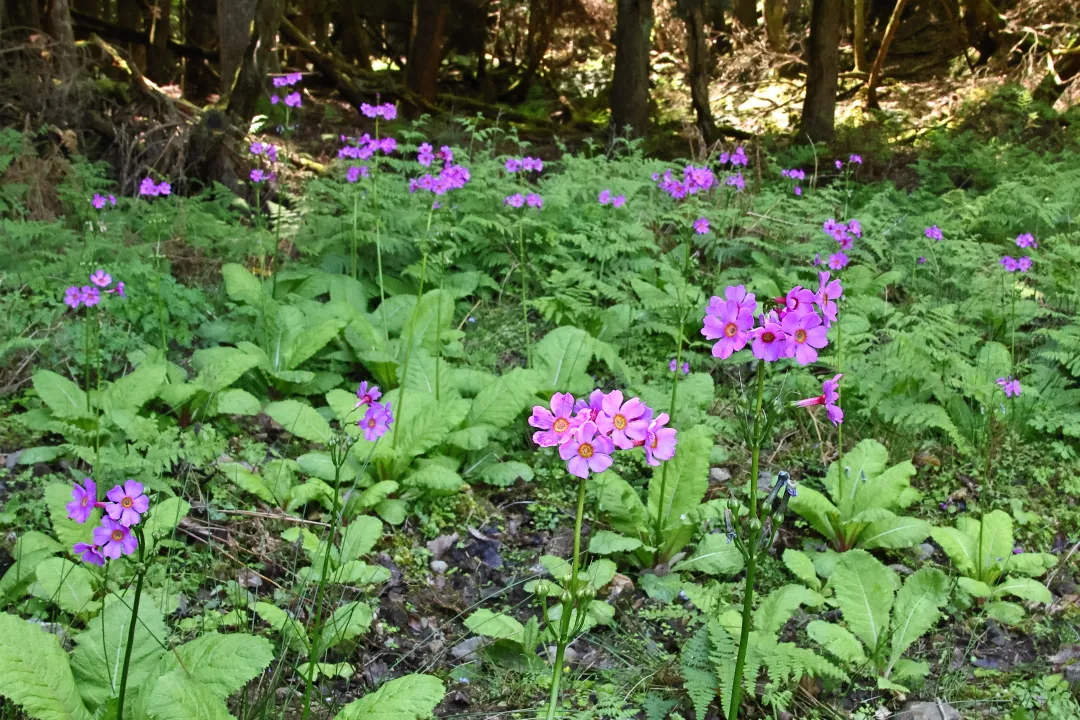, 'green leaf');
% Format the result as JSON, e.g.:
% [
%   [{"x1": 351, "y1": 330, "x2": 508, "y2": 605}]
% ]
[
  {"x1": 478, "y1": 461, "x2": 533, "y2": 487},
  {"x1": 334, "y1": 673, "x2": 445, "y2": 720},
  {"x1": 788, "y1": 486, "x2": 840, "y2": 547},
  {"x1": 315, "y1": 602, "x2": 374, "y2": 655},
  {"x1": 754, "y1": 585, "x2": 825, "y2": 638},
  {"x1": 212, "y1": 389, "x2": 261, "y2": 416},
  {"x1": 285, "y1": 316, "x2": 346, "y2": 370},
  {"x1": 338, "y1": 517, "x2": 383, "y2": 564},
  {"x1": 930, "y1": 526, "x2": 978, "y2": 577},
  {"x1": 588, "y1": 530, "x2": 643, "y2": 555},
  {"x1": 533, "y1": 326, "x2": 593, "y2": 393},
  {"x1": 0, "y1": 612, "x2": 92, "y2": 720},
  {"x1": 191, "y1": 347, "x2": 262, "y2": 393},
  {"x1": 0, "y1": 531, "x2": 61, "y2": 603},
  {"x1": 33, "y1": 369, "x2": 89, "y2": 418},
  {"x1": 221, "y1": 263, "x2": 264, "y2": 305},
  {"x1": 335, "y1": 562, "x2": 391, "y2": 585},
  {"x1": 104, "y1": 360, "x2": 167, "y2": 414},
  {"x1": 957, "y1": 577, "x2": 992, "y2": 598},
  {"x1": 647, "y1": 424, "x2": 711, "y2": 543},
  {"x1": 296, "y1": 452, "x2": 358, "y2": 483},
  {"x1": 859, "y1": 516, "x2": 932, "y2": 550},
  {"x1": 146, "y1": 672, "x2": 232, "y2": 720},
  {"x1": 583, "y1": 559, "x2": 618, "y2": 590},
  {"x1": 464, "y1": 609, "x2": 525, "y2": 640},
  {"x1": 1004, "y1": 552, "x2": 1056, "y2": 578},
  {"x1": 45, "y1": 483, "x2": 99, "y2": 549},
  {"x1": 985, "y1": 601, "x2": 1025, "y2": 625},
  {"x1": 992, "y1": 576, "x2": 1052, "y2": 604},
  {"x1": 591, "y1": 471, "x2": 648, "y2": 539},
  {"x1": 142, "y1": 496, "x2": 191, "y2": 554},
  {"x1": 286, "y1": 480, "x2": 335, "y2": 512},
  {"x1": 264, "y1": 400, "x2": 333, "y2": 444},
  {"x1": 218, "y1": 463, "x2": 274, "y2": 505},
  {"x1": 829, "y1": 550, "x2": 897, "y2": 652},
  {"x1": 71, "y1": 594, "x2": 169, "y2": 707},
  {"x1": 807, "y1": 620, "x2": 867, "y2": 664},
  {"x1": 887, "y1": 568, "x2": 949, "y2": 673},
  {"x1": 975, "y1": 510, "x2": 1015, "y2": 582},
  {"x1": 402, "y1": 465, "x2": 463, "y2": 494},
  {"x1": 466, "y1": 368, "x2": 538, "y2": 429},
  {"x1": 157, "y1": 633, "x2": 273, "y2": 699},
  {"x1": 675, "y1": 533, "x2": 745, "y2": 576},
  {"x1": 31, "y1": 557, "x2": 100, "y2": 614},
  {"x1": 782, "y1": 549, "x2": 821, "y2": 591},
  {"x1": 402, "y1": 289, "x2": 454, "y2": 354}
]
